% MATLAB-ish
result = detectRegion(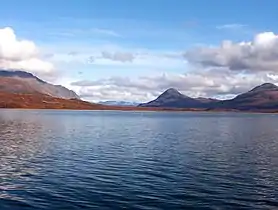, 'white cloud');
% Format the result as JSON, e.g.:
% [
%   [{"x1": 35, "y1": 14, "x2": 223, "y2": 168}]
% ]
[
  {"x1": 78, "y1": 86, "x2": 155, "y2": 103},
  {"x1": 184, "y1": 32, "x2": 278, "y2": 73},
  {"x1": 0, "y1": 58, "x2": 54, "y2": 74},
  {"x1": 71, "y1": 70, "x2": 278, "y2": 102},
  {"x1": 0, "y1": 27, "x2": 55, "y2": 77}
]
